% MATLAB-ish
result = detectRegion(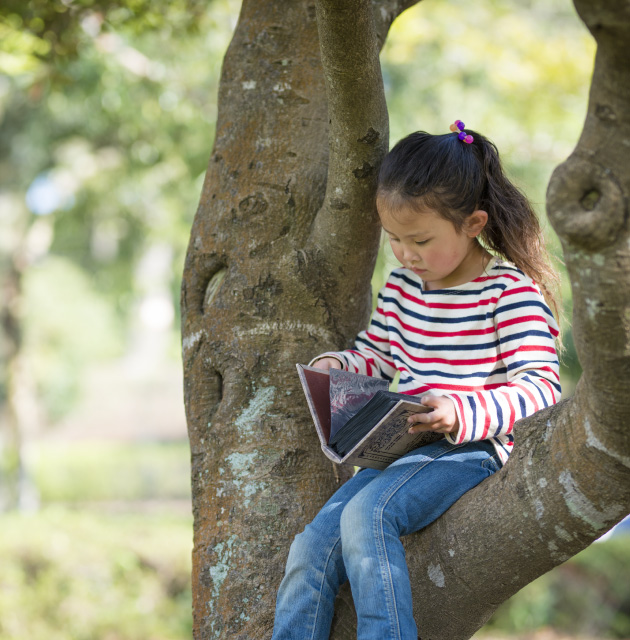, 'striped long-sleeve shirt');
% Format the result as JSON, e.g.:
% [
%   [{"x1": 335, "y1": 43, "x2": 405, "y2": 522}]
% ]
[{"x1": 314, "y1": 258, "x2": 561, "y2": 465}]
